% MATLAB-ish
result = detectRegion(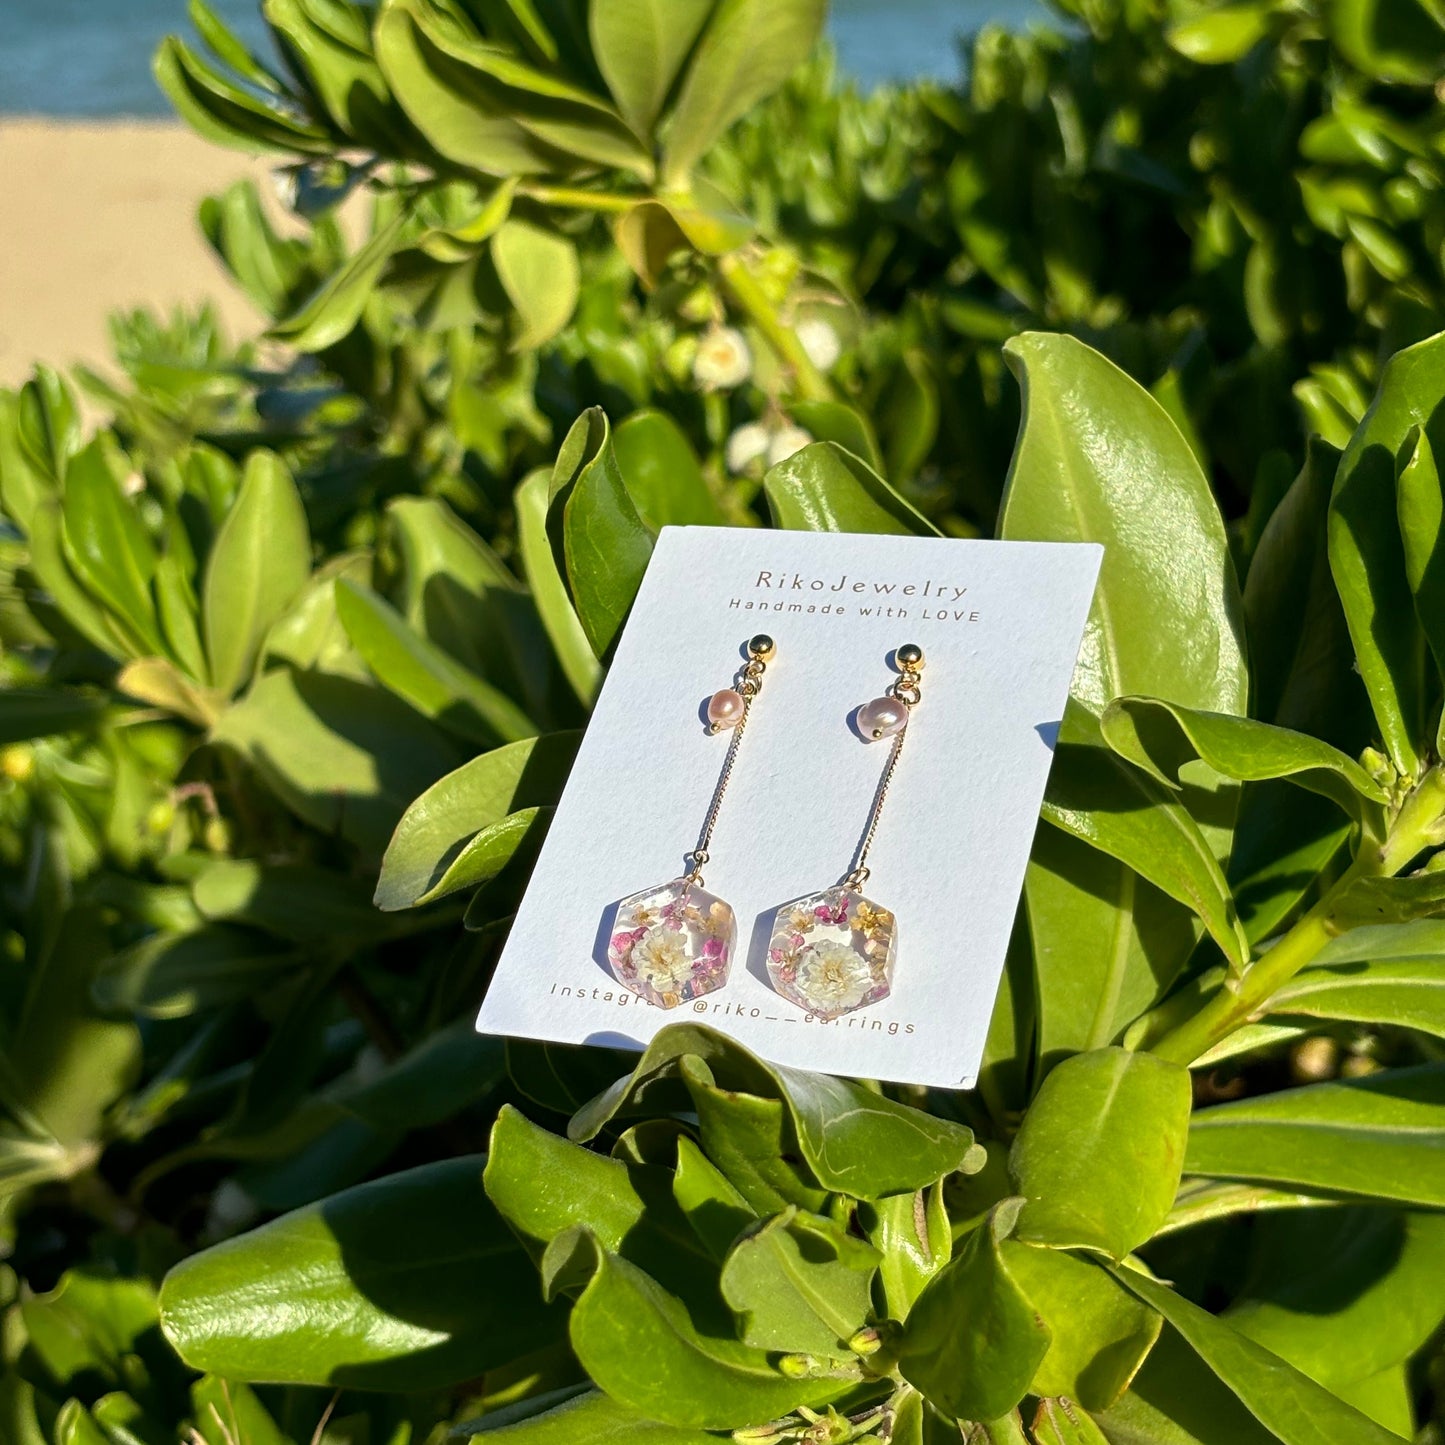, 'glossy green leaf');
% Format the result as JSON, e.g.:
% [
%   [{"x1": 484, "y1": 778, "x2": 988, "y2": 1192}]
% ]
[
  {"x1": 719, "y1": 1206, "x2": 879, "y2": 1356},
  {"x1": 460, "y1": 1389, "x2": 720, "y2": 1441},
  {"x1": 570, "y1": 1025, "x2": 982, "y2": 1199},
  {"x1": 516, "y1": 468, "x2": 601, "y2": 706},
  {"x1": 1225, "y1": 1208, "x2": 1445, "y2": 1392},
  {"x1": 1396, "y1": 425, "x2": 1445, "y2": 679},
  {"x1": 1111, "y1": 1268, "x2": 1408, "y2": 1445},
  {"x1": 563, "y1": 1238, "x2": 844, "y2": 1428},
  {"x1": 189, "y1": 1376, "x2": 290, "y2": 1445},
  {"x1": 554, "y1": 411, "x2": 655, "y2": 660},
  {"x1": 492, "y1": 220, "x2": 581, "y2": 350},
  {"x1": 1030, "y1": 1398, "x2": 1112, "y2": 1445},
  {"x1": 93, "y1": 925, "x2": 301, "y2": 1019},
  {"x1": 1100, "y1": 697, "x2": 1387, "y2": 825},
  {"x1": 590, "y1": 0, "x2": 712, "y2": 138},
  {"x1": 764, "y1": 440, "x2": 938, "y2": 536},
  {"x1": 790, "y1": 400, "x2": 885, "y2": 474},
  {"x1": 376, "y1": 731, "x2": 578, "y2": 910},
  {"x1": 866, "y1": 1182, "x2": 951, "y2": 1317},
  {"x1": 61, "y1": 437, "x2": 163, "y2": 654},
  {"x1": 159, "y1": 1156, "x2": 561, "y2": 1390},
  {"x1": 1328, "y1": 331, "x2": 1445, "y2": 774},
  {"x1": 210, "y1": 668, "x2": 467, "y2": 857},
  {"x1": 999, "y1": 333, "x2": 1247, "y2": 720},
  {"x1": 272, "y1": 209, "x2": 408, "y2": 351},
  {"x1": 202, "y1": 451, "x2": 311, "y2": 696},
  {"x1": 671, "y1": 1134, "x2": 757, "y2": 1260},
  {"x1": 335, "y1": 577, "x2": 536, "y2": 744},
  {"x1": 190, "y1": 858, "x2": 382, "y2": 941},
  {"x1": 899, "y1": 1200, "x2": 1052, "y2": 1423},
  {"x1": 1004, "y1": 1244, "x2": 1160, "y2": 1410},
  {"x1": 663, "y1": 0, "x2": 828, "y2": 184},
  {"x1": 1166, "y1": 3, "x2": 1272, "y2": 62},
  {"x1": 1011, "y1": 1048, "x2": 1191, "y2": 1259},
  {"x1": 611, "y1": 410, "x2": 722, "y2": 528},
  {"x1": 1184, "y1": 1065, "x2": 1445, "y2": 1206}
]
